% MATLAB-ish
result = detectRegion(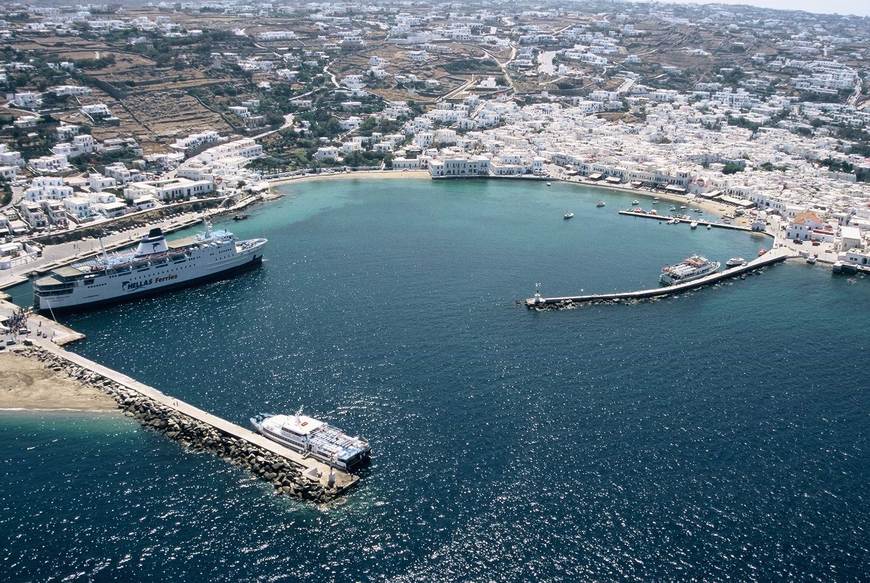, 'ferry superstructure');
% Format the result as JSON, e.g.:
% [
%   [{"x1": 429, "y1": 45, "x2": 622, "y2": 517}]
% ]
[
  {"x1": 659, "y1": 255, "x2": 720, "y2": 286},
  {"x1": 33, "y1": 222, "x2": 267, "y2": 312},
  {"x1": 251, "y1": 411, "x2": 371, "y2": 471}
]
